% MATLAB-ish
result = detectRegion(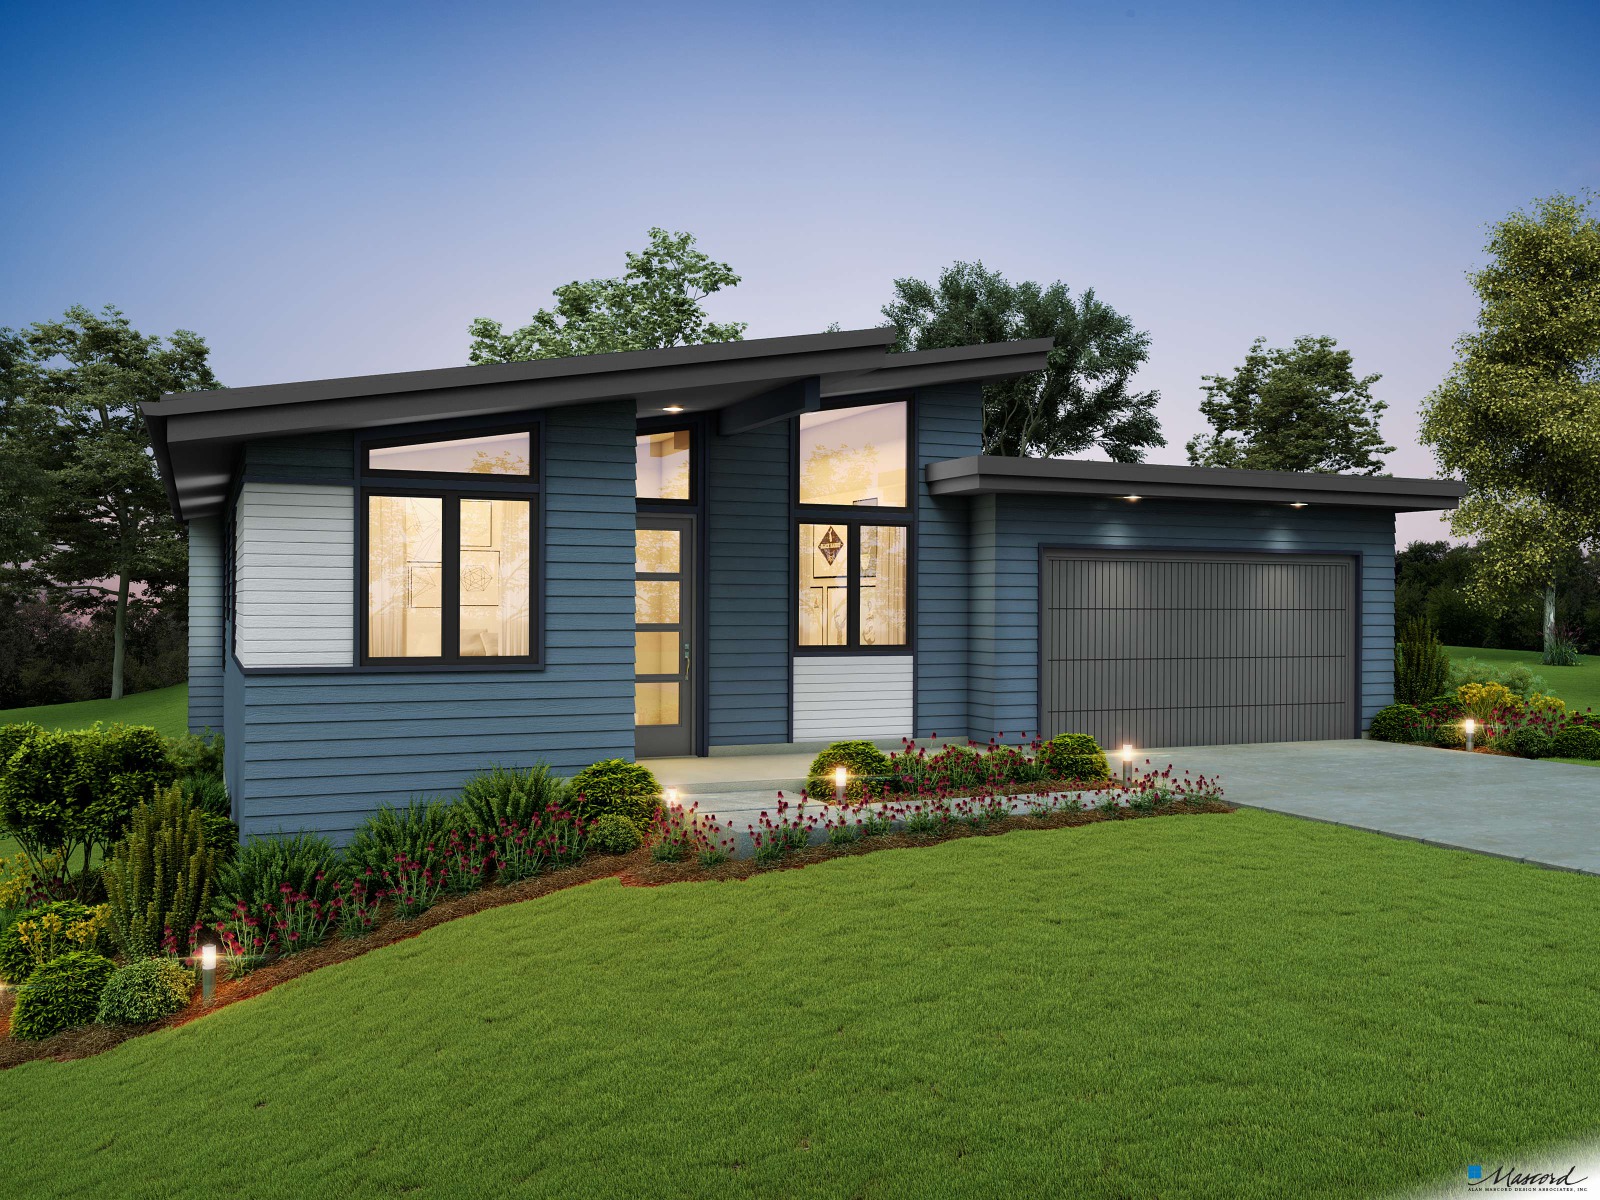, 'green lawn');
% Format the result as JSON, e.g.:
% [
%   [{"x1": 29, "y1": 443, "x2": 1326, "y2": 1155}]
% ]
[
  {"x1": 1446, "y1": 644, "x2": 1600, "y2": 713},
  {"x1": 5, "y1": 811, "x2": 1600, "y2": 1199},
  {"x1": 0, "y1": 682, "x2": 189, "y2": 740}
]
